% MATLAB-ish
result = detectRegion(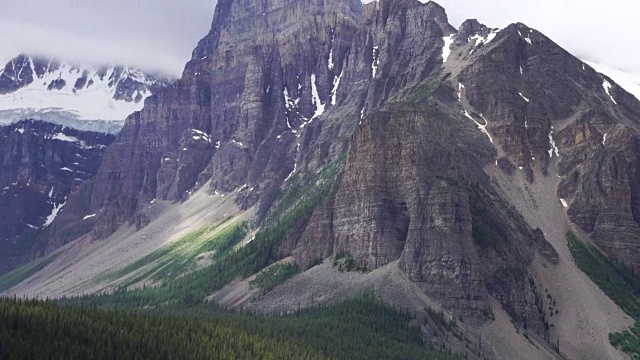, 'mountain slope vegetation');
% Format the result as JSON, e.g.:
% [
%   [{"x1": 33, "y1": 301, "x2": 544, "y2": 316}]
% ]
[{"x1": 0, "y1": 294, "x2": 457, "y2": 360}]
